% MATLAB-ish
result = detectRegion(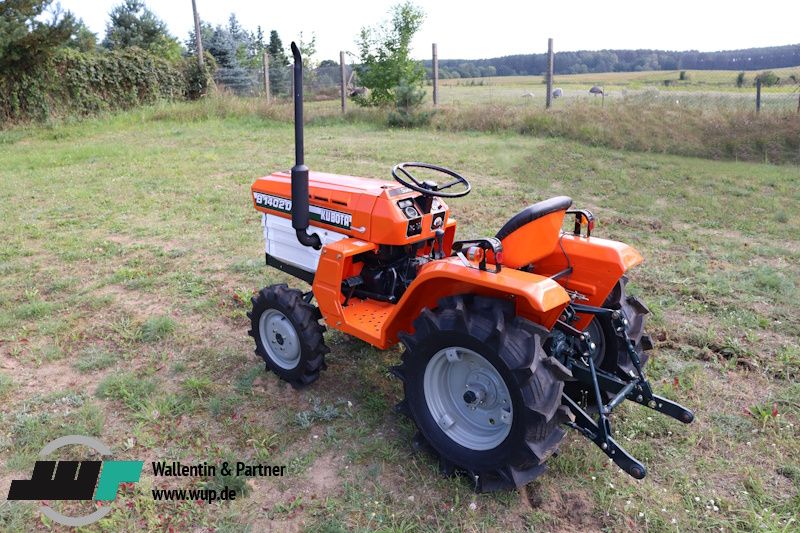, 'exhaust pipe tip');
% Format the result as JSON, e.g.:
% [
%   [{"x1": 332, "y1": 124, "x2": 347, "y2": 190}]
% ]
[{"x1": 290, "y1": 41, "x2": 302, "y2": 64}]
